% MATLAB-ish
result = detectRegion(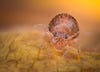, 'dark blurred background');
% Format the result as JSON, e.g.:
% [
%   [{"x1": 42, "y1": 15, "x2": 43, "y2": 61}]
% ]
[{"x1": 0, "y1": 0, "x2": 100, "y2": 52}]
